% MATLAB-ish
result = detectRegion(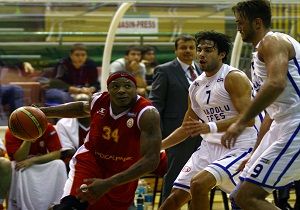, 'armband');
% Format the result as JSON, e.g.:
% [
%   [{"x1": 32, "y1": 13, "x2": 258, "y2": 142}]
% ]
[{"x1": 207, "y1": 122, "x2": 218, "y2": 133}]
